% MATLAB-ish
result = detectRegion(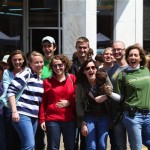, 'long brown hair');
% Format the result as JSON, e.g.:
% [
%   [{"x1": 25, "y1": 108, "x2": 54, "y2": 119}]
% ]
[{"x1": 7, "y1": 49, "x2": 27, "y2": 71}]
